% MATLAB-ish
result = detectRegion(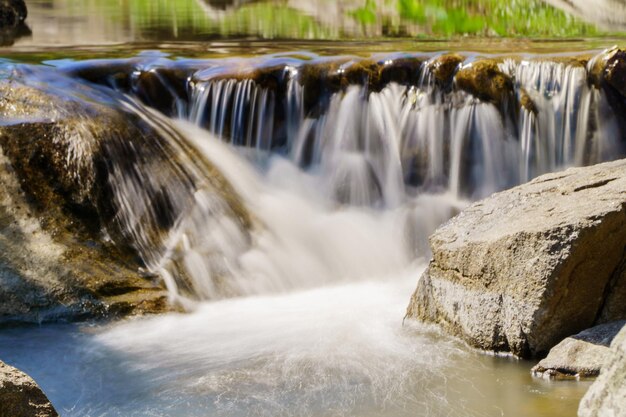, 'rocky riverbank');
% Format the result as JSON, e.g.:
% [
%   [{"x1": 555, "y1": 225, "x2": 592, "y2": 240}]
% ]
[{"x1": 0, "y1": 66, "x2": 251, "y2": 325}]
